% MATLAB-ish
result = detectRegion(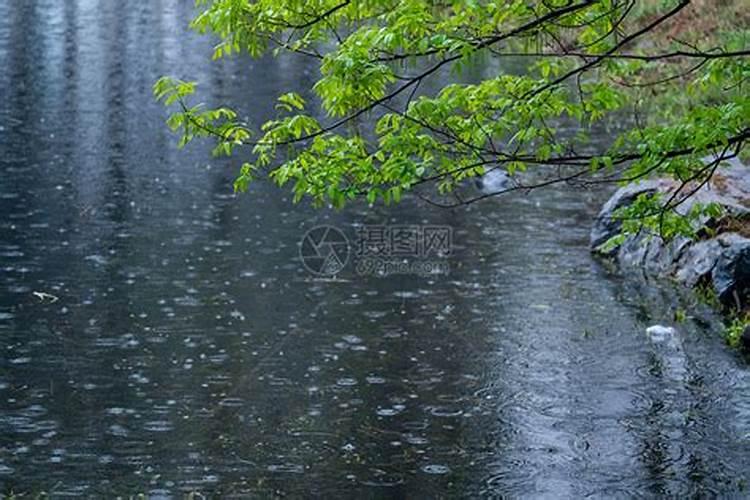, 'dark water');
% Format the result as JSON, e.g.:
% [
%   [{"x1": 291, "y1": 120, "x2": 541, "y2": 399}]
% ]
[{"x1": 2, "y1": 1, "x2": 750, "y2": 497}]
